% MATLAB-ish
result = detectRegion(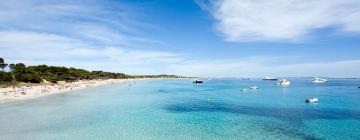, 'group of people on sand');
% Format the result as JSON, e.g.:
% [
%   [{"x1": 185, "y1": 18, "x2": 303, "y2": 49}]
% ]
[
  {"x1": 0, "y1": 79, "x2": 127, "y2": 97},
  {"x1": 1, "y1": 85, "x2": 33, "y2": 97},
  {"x1": 0, "y1": 79, "x2": 138, "y2": 102},
  {"x1": 1, "y1": 81, "x2": 91, "y2": 98}
]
